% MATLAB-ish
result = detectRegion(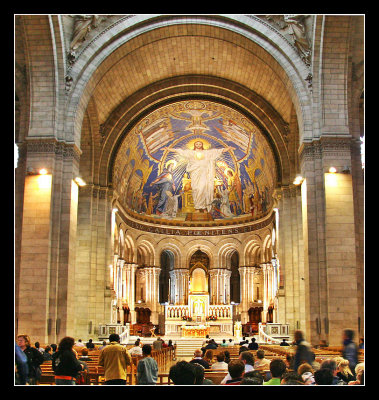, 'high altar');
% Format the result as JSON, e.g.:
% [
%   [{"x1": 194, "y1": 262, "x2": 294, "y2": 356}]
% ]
[{"x1": 164, "y1": 264, "x2": 233, "y2": 337}]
